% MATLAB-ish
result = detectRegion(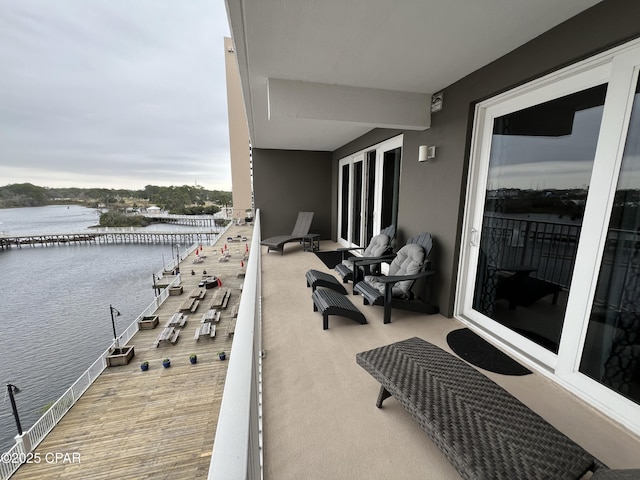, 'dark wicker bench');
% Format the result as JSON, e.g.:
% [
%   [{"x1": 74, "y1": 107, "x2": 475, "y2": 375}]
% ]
[
  {"x1": 356, "y1": 337, "x2": 623, "y2": 480},
  {"x1": 305, "y1": 269, "x2": 347, "y2": 294},
  {"x1": 311, "y1": 288, "x2": 366, "y2": 330}
]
